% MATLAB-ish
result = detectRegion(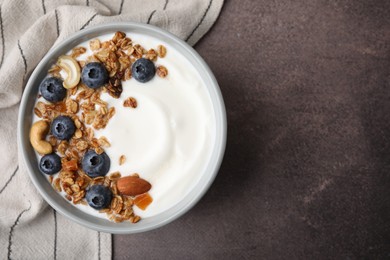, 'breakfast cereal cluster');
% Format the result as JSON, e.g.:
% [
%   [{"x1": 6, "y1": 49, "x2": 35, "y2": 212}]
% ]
[{"x1": 30, "y1": 31, "x2": 167, "y2": 223}]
